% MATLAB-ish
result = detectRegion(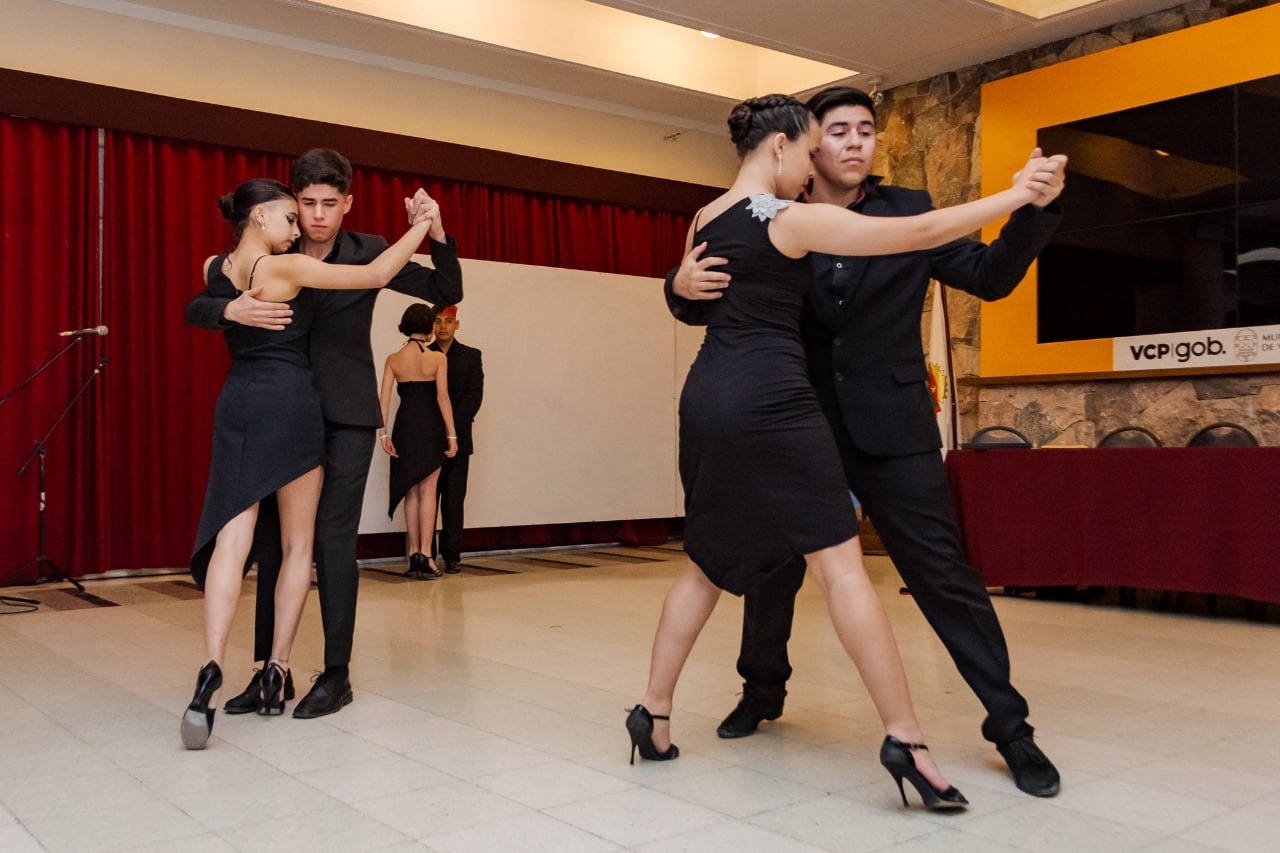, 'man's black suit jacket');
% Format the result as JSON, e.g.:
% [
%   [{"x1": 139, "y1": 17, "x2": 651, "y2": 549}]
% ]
[
  {"x1": 186, "y1": 230, "x2": 463, "y2": 428},
  {"x1": 667, "y1": 178, "x2": 1061, "y2": 457},
  {"x1": 430, "y1": 339, "x2": 484, "y2": 456}
]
